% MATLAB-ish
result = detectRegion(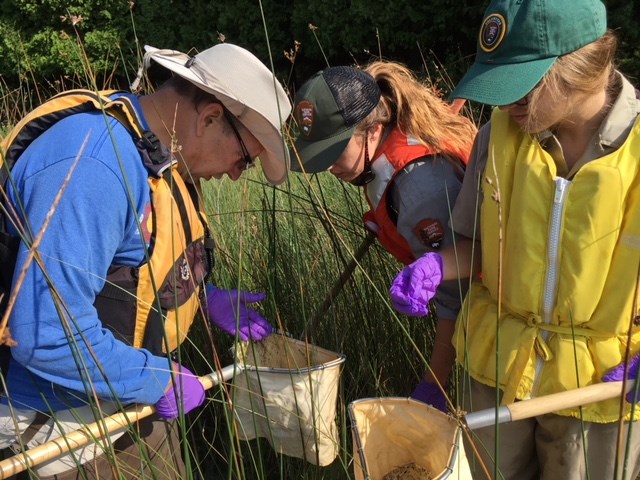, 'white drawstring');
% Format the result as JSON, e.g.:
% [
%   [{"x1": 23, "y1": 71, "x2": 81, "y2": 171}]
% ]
[{"x1": 130, "y1": 47, "x2": 188, "y2": 92}]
